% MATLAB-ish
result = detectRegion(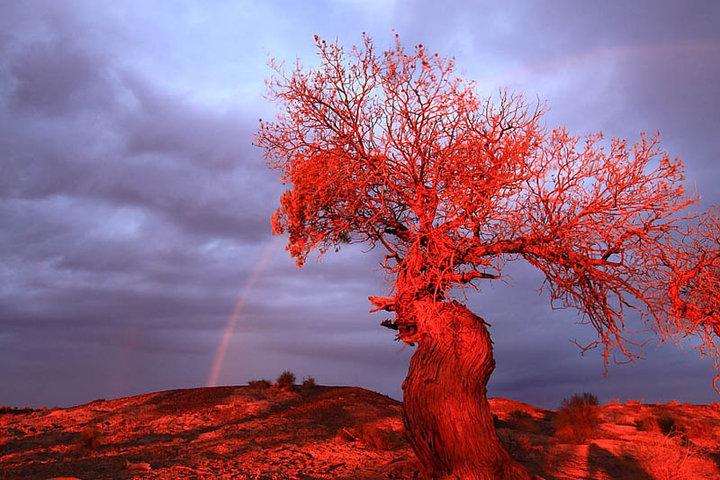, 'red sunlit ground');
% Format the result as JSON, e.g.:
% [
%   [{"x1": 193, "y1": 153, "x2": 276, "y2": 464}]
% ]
[{"x1": 1, "y1": 384, "x2": 719, "y2": 479}]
